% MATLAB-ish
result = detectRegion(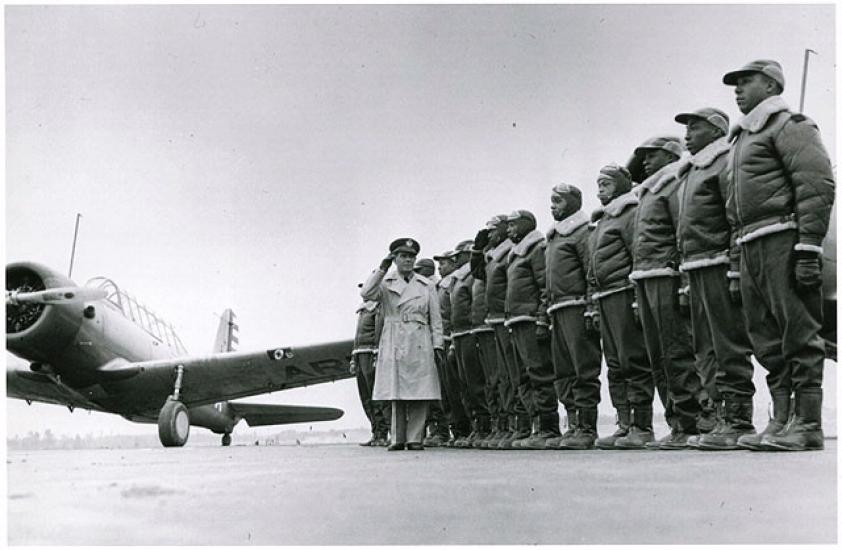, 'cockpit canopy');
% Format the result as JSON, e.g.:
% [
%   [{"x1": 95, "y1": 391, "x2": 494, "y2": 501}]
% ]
[{"x1": 85, "y1": 277, "x2": 188, "y2": 355}]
